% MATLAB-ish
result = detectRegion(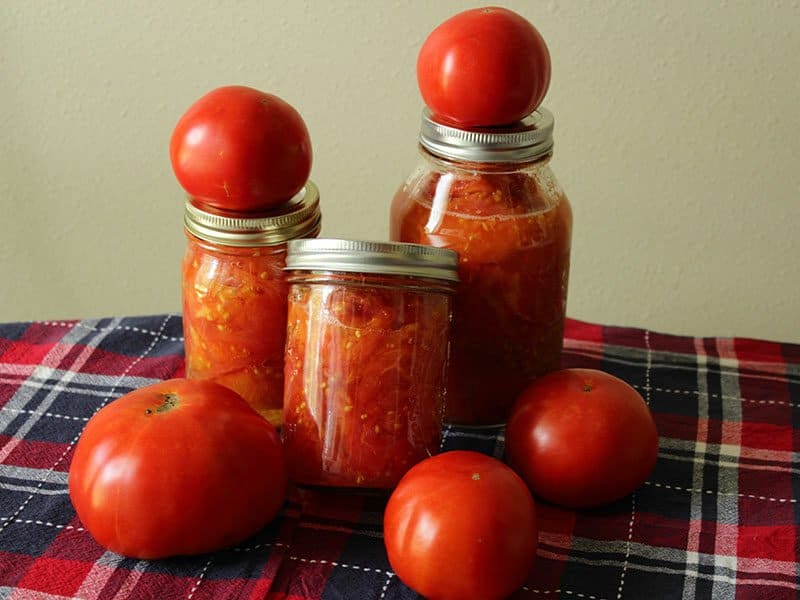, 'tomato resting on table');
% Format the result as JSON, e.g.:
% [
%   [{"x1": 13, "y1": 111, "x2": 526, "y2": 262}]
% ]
[
  {"x1": 391, "y1": 161, "x2": 572, "y2": 426},
  {"x1": 384, "y1": 450, "x2": 538, "y2": 600},
  {"x1": 505, "y1": 368, "x2": 659, "y2": 508},
  {"x1": 170, "y1": 85, "x2": 312, "y2": 211},
  {"x1": 417, "y1": 6, "x2": 551, "y2": 126},
  {"x1": 68, "y1": 379, "x2": 287, "y2": 559}
]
